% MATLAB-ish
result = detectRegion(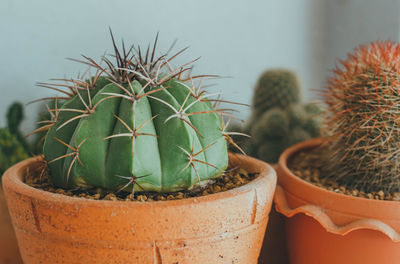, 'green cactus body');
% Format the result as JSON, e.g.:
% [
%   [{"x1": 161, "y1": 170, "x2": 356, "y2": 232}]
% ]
[
  {"x1": 252, "y1": 69, "x2": 300, "y2": 118},
  {"x1": 0, "y1": 102, "x2": 31, "y2": 175},
  {"x1": 239, "y1": 69, "x2": 324, "y2": 163},
  {"x1": 256, "y1": 139, "x2": 284, "y2": 164},
  {"x1": 304, "y1": 116, "x2": 322, "y2": 138},
  {"x1": 33, "y1": 99, "x2": 62, "y2": 154},
  {"x1": 7, "y1": 102, "x2": 24, "y2": 135},
  {"x1": 287, "y1": 104, "x2": 307, "y2": 126},
  {"x1": 43, "y1": 50, "x2": 228, "y2": 192},
  {"x1": 285, "y1": 127, "x2": 311, "y2": 147},
  {"x1": 6, "y1": 102, "x2": 30, "y2": 153},
  {"x1": 165, "y1": 79, "x2": 228, "y2": 178},
  {"x1": 304, "y1": 103, "x2": 323, "y2": 116}
]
